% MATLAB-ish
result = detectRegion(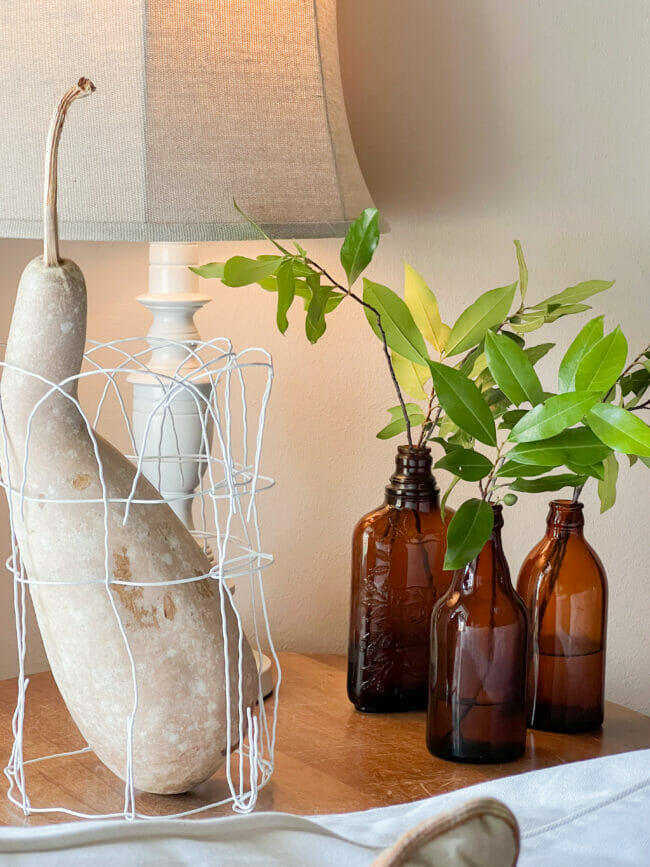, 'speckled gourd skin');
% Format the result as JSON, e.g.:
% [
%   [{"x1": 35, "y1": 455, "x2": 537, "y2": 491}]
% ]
[{"x1": 0, "y1": 256, "x2": 257, "y2": 795}]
